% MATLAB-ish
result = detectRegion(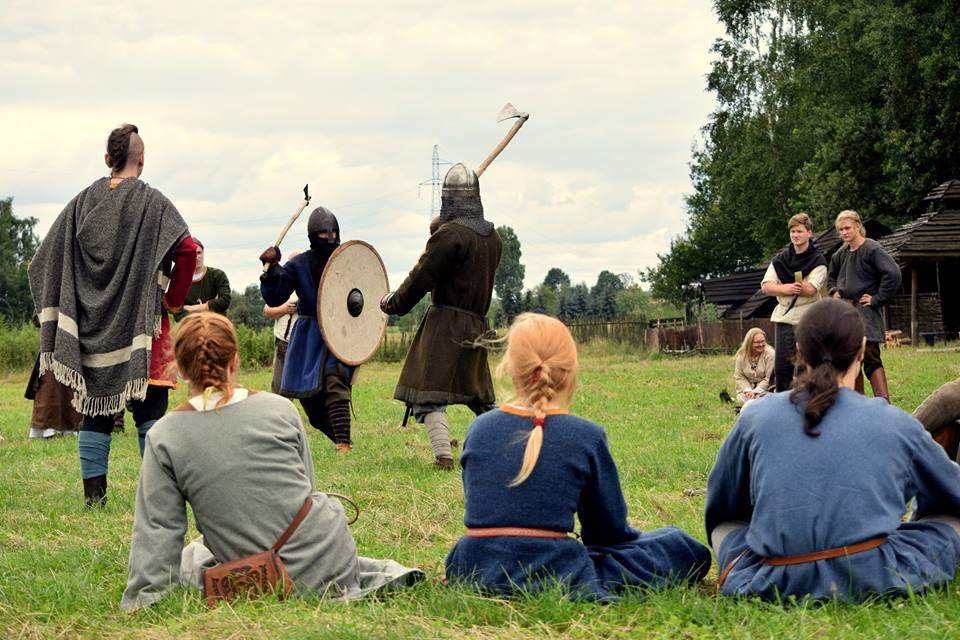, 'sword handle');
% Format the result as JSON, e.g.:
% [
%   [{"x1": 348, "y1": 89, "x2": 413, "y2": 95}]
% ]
[{"x1": 476, "y1": 114, "x2": 529, "y2": 177}]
